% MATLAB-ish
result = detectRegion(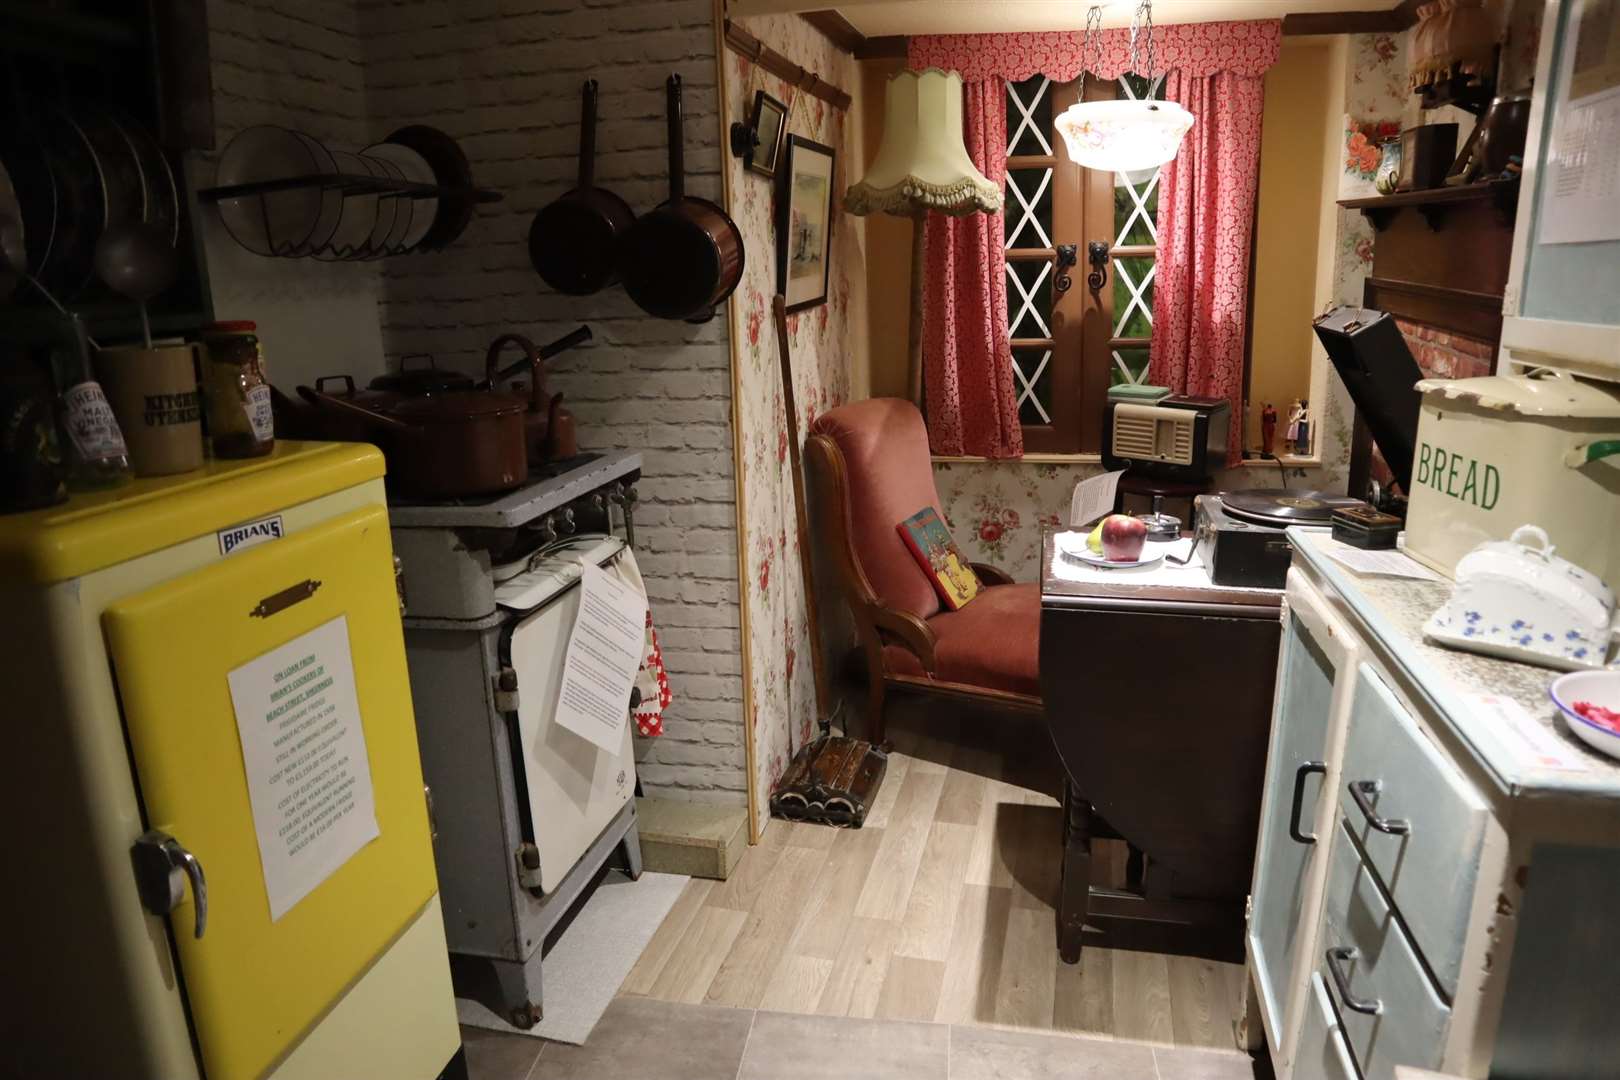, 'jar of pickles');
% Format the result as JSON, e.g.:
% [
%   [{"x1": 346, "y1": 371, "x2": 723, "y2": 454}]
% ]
[{"x1": 200, "y1": 321, "x2": 275, "y2": 458}]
